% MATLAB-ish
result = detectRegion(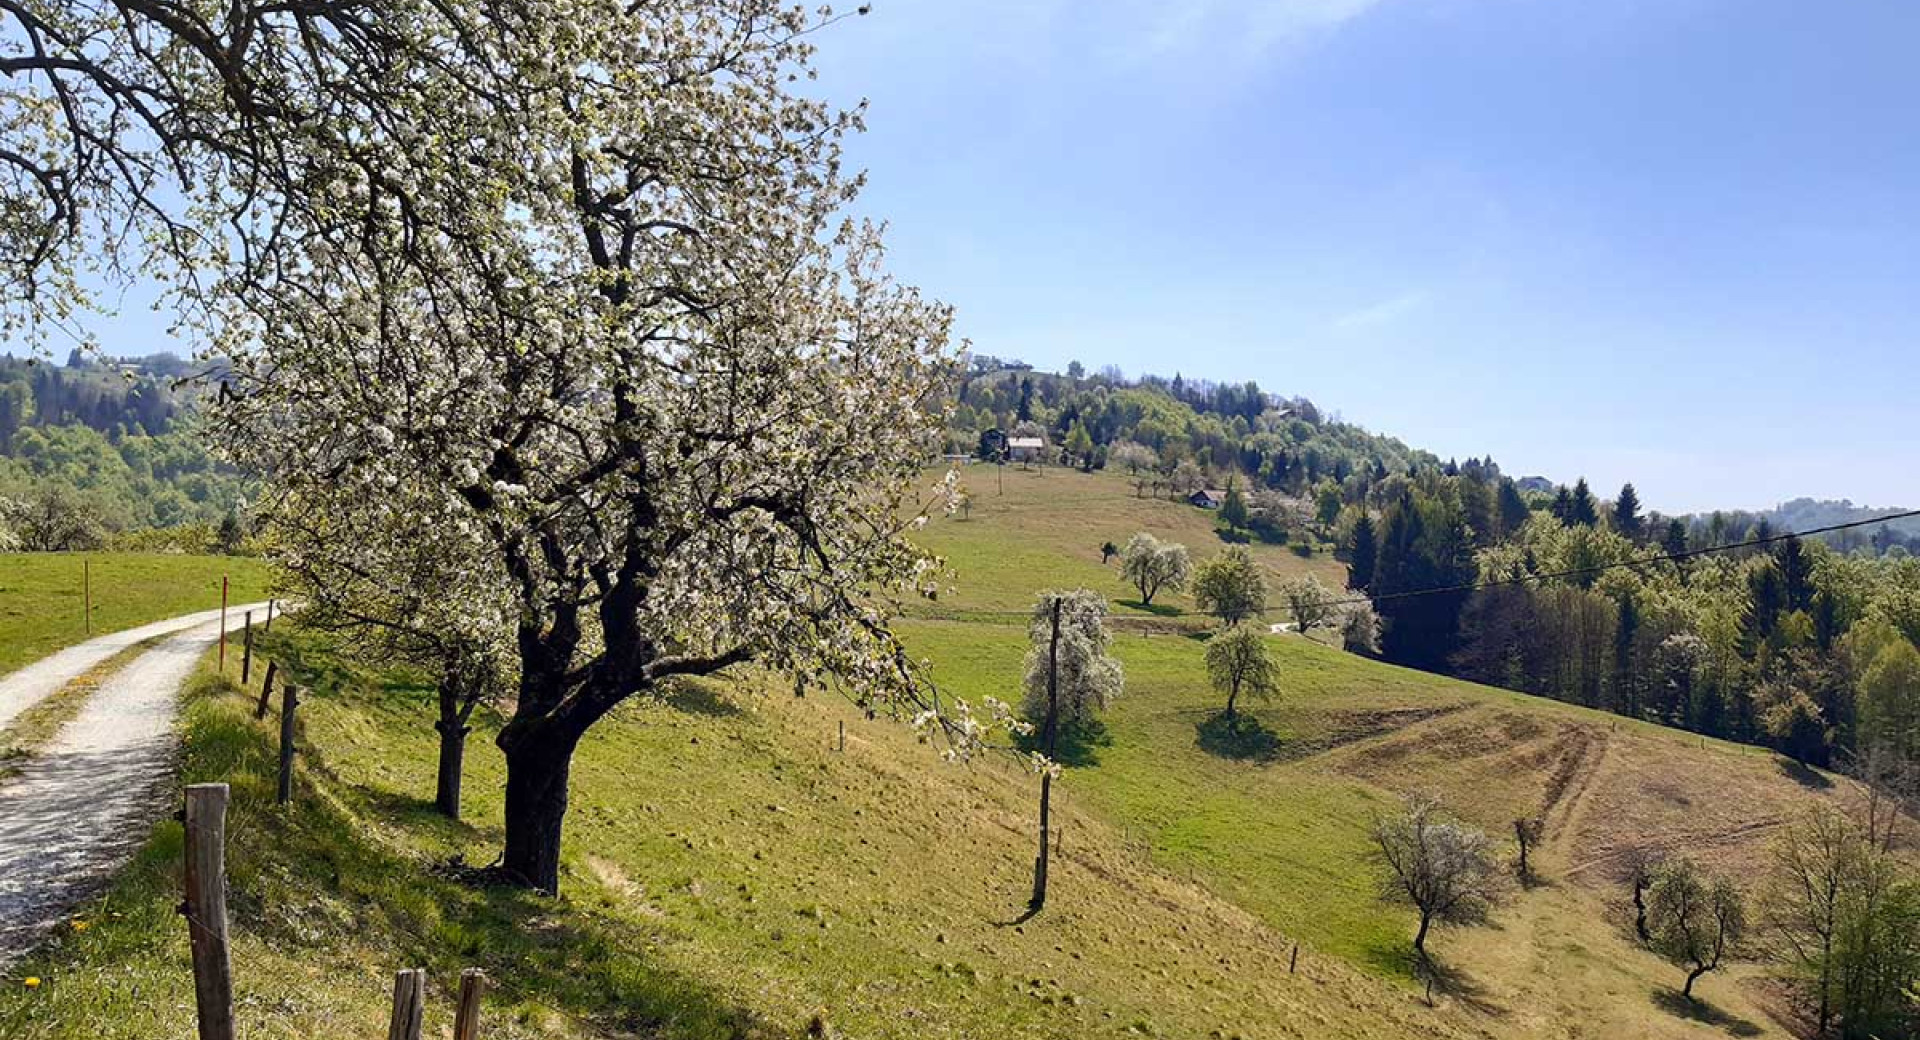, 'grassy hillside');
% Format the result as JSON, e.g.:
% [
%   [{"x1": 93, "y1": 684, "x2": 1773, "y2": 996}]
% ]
[
  {"x1": 0, "y1": 475, "x2": 1875, "y2": 1038},
  {"x1": 912, "y1": 465, "x2": 1346, "y2": 616},
  {"x1": 0, "y1": 553, "x2": 273, "y2": 674}
]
